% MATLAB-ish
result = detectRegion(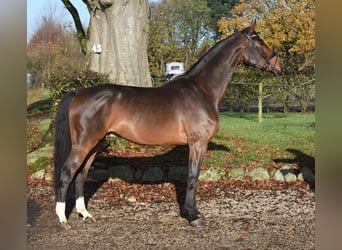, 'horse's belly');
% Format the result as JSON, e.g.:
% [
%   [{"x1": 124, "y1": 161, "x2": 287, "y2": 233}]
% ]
[{"x1": 111, "y1": 121, "x2": 187, "y2": 146}]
